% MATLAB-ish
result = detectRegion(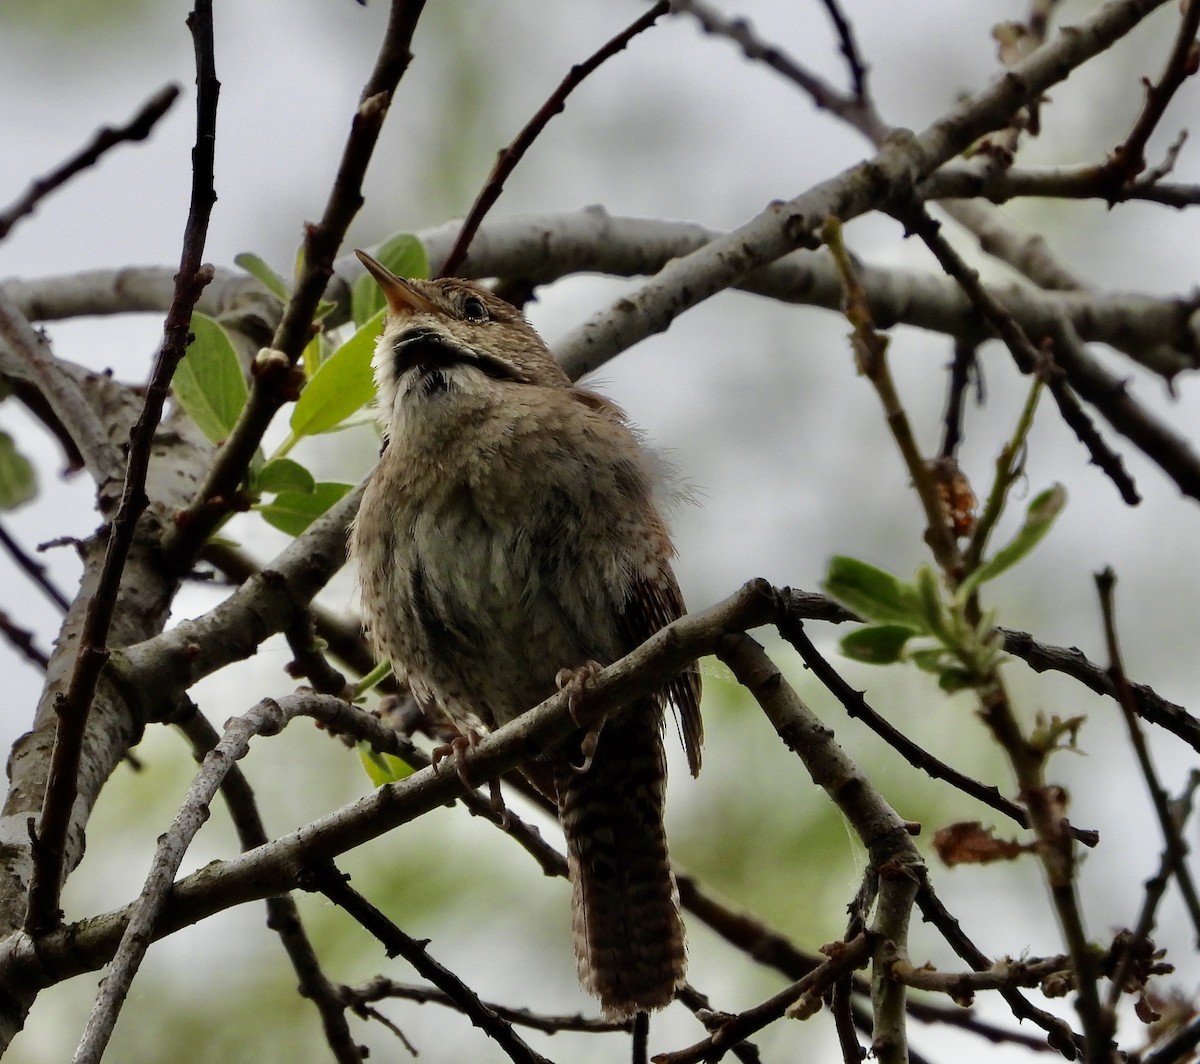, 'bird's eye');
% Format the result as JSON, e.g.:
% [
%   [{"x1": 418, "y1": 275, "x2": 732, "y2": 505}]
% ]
[{"x1": 462, "y1": 296, "x2": 489, "y2": 322}]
